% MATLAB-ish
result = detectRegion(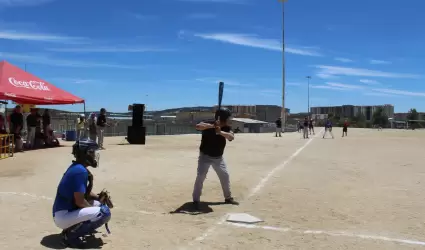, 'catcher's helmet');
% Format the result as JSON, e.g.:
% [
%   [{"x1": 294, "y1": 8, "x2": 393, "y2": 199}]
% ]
[
  {"x1": 215, "y1": 108, "x2": 232, "y2": 122},
  {"x1": 72, "y1": 139, "x2": 100, "y2": 168}
]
